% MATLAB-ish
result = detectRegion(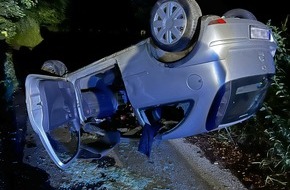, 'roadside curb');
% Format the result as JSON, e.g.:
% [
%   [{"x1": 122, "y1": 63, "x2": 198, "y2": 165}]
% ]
[{"x1": 169, "y1": 138, "x2": 247, "y2": 190}]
